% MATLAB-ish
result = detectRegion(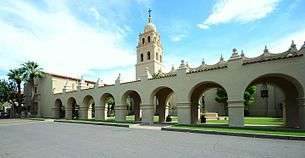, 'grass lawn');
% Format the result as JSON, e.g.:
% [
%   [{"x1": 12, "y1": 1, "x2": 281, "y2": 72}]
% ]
[
  {"x1": 170, "y1": 124, "x2": 305, "y2": 137},
  {"x1": 208, "y1": 117, "x2": 283, "y2": 126}
]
